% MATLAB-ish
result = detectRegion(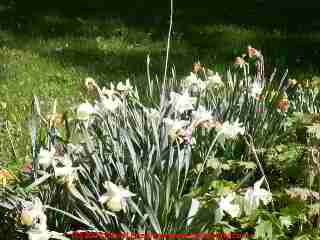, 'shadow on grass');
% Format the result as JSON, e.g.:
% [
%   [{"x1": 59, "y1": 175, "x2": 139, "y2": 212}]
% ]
[{"x1": 1, "y1": 5, "x2": 320, "y2": 86}]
